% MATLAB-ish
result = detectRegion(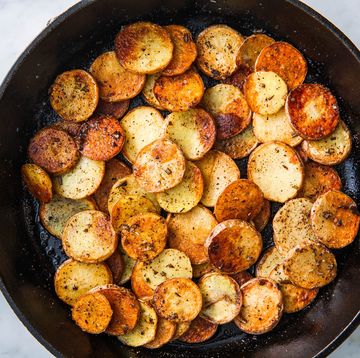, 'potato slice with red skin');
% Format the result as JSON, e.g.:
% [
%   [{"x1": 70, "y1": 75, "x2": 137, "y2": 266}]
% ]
[
  {"x1": 255, "y1": 42, "x2": 307, "y2": 90},
  {"x1": 162, "y1": 25, "x2": 197, "y2": 76},
  {"x1": 256, "y1": 246, "x2": 283, "y2": 278},
  {"x1": 173, "y1": 322, "x2": 192, "y2": 340},
  {"x1": 179, "y1": 316, "x2": 218, "y2": 343},
  {"x1": 231, "y1": 271, "x2": 253, "y2": 287},
  {"x1": 311, "y1": 190, "x2": 360, "y2": 249},
  {"x1": 144, "y1": 318, "x2": 177, "y2": 348},
  {"x1": 223, "y1": 64, "x2": 253, "y2": 93},
  {"x1": 106, "y1": 250, "x2": 124, "y2": 284},
  {"x1": 252, "y1": 199, "x2": 271, "y2": 232},
  {"x1": 142, "y1": 75, "x2": 165, "y2": 110},
  {"x1": 28, "y1": 127, "x2": 79, "y2": 175},
  {"x1": 95, "y1": 99, "x2": 130, "y2": 119}
]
